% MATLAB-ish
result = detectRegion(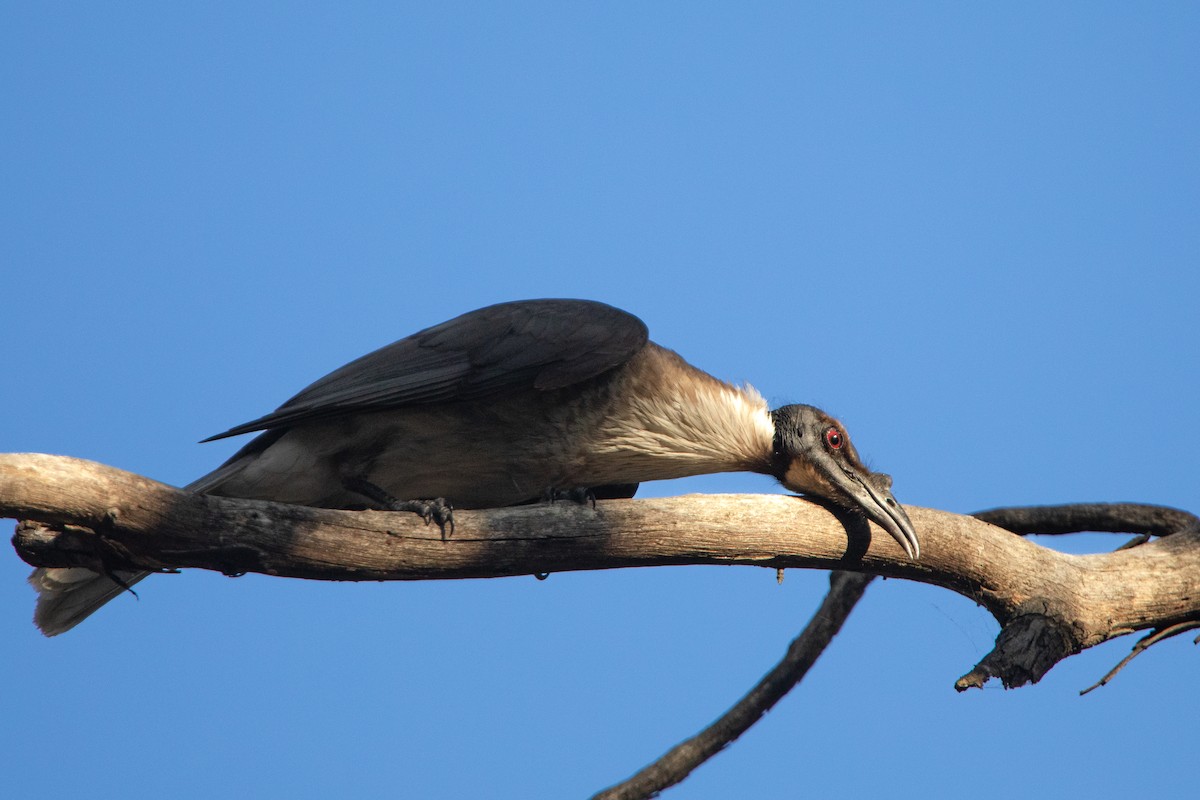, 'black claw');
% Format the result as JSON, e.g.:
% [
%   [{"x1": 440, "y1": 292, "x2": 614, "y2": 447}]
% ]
[
  {"x1": 543, "y1": 486, "x2": 597, "y2": 508},
  {"x1": 344, "y1": 478, "x2": 455, "y2": 539},
  {"x1": 428, "y1": 499, "x2": 455, "y2": 540},
  {"x1": 569, "y1": 487, "x2": 596, "y2": 508},
  {"x1": 387, "y1": 498, "x2": 454, "y2": 539},
  {"x1": 392, "y1": 497, "x2": 450, "y2": 536}
]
